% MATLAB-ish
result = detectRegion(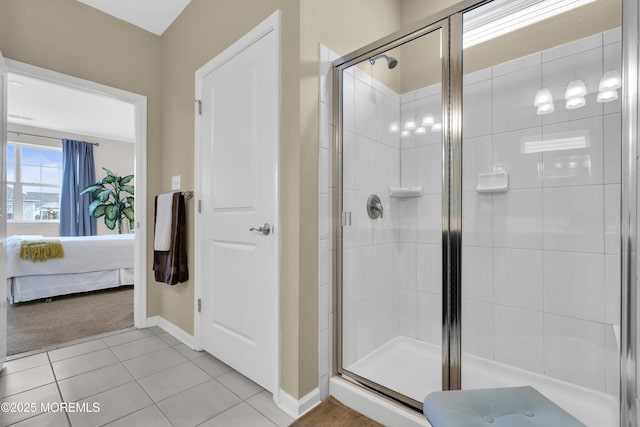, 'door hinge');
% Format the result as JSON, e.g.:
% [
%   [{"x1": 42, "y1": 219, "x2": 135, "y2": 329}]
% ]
[
  {"x1": 342, "y1": 211, "x2": 352, "y2": 226},
  {"x1": 196, "y1": 99, "x2": 202, "y2": 115},
  {"x1": 197, "y1": 298, "x2": 202, "y2": 313},
  {"x1": 198, "y1": 200, "x2": 202, "y2": 213}
]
